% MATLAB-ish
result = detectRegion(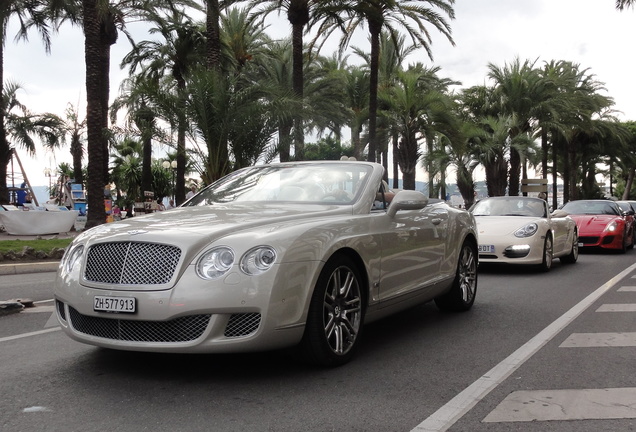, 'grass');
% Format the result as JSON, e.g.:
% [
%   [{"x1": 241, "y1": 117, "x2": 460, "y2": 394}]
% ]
[{"x1": 0, "y1": 238, "x2": 73, "y2": 255}]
